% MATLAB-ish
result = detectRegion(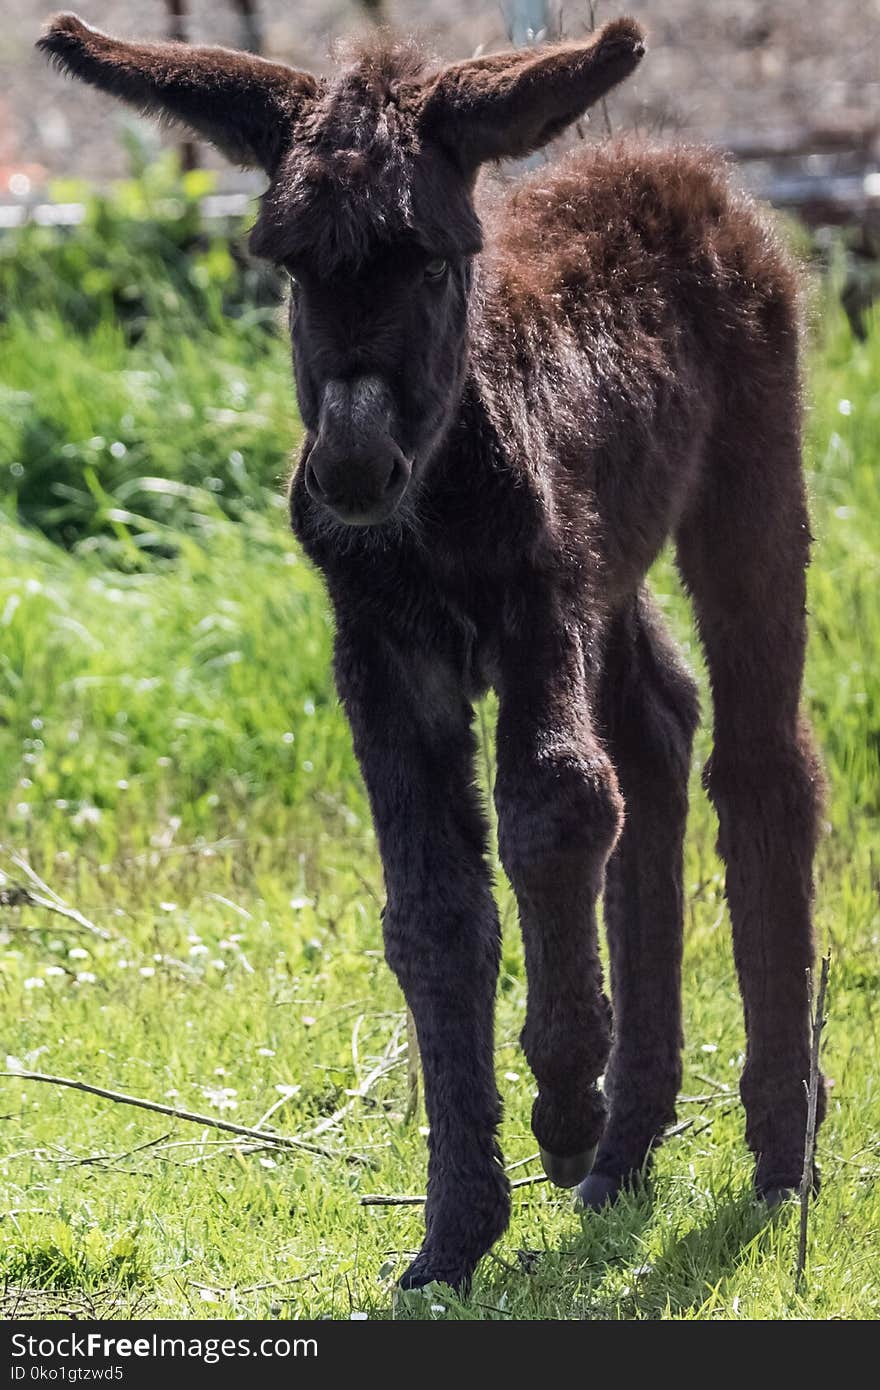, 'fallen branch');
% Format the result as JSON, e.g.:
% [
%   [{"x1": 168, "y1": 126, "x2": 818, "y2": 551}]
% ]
[
  {"x1": 182, "y1": 1143, "x2": 284, "y2": 1168},
  {"x1": 360, "y1": 1172, "x2": 548, "y2": 1207},
  {"x1": 694, "y1": 1072, "x2": 734, "y2": 1093},
  {"x1": 505, "y1": 1151, "x2": 541, "y2": 1173},
  {"x1": 360, "y1": 1193, "x2": 426, "y2": 1207},
  {"x1": 796, "y1": 953, "x2": 831, "y2": 1291},
  {"x1": 162, "y1": 1020, "x2": 407, "y2": 1166},
  {"x1": 188, "y1": 1272, "x2": 318, "y2": 1296},
  {"x1": 1, "y1": 1070, "x2": 359, "y2": 1162}
]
